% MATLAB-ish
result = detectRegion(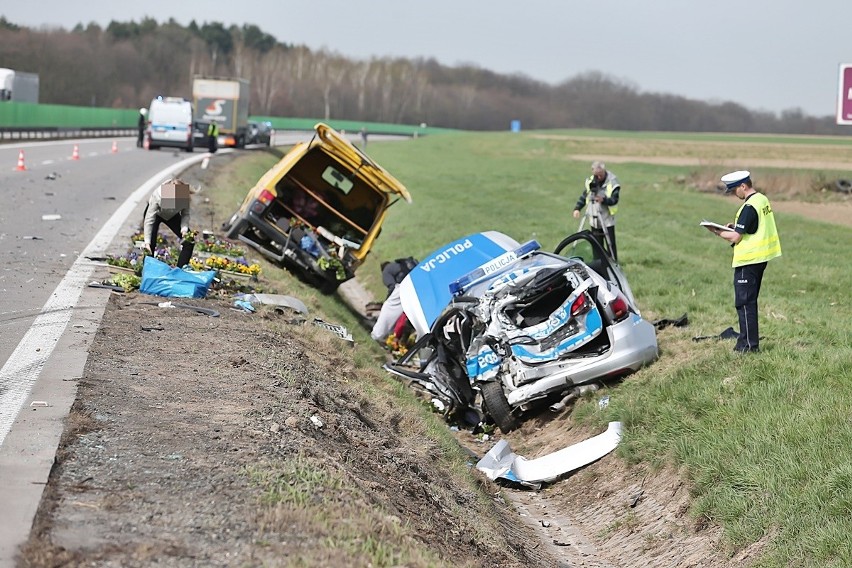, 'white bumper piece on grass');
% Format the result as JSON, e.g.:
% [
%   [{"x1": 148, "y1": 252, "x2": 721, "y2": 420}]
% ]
[{"x1": 476, "y1": 421, "x2": 623, "y2": 488}]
